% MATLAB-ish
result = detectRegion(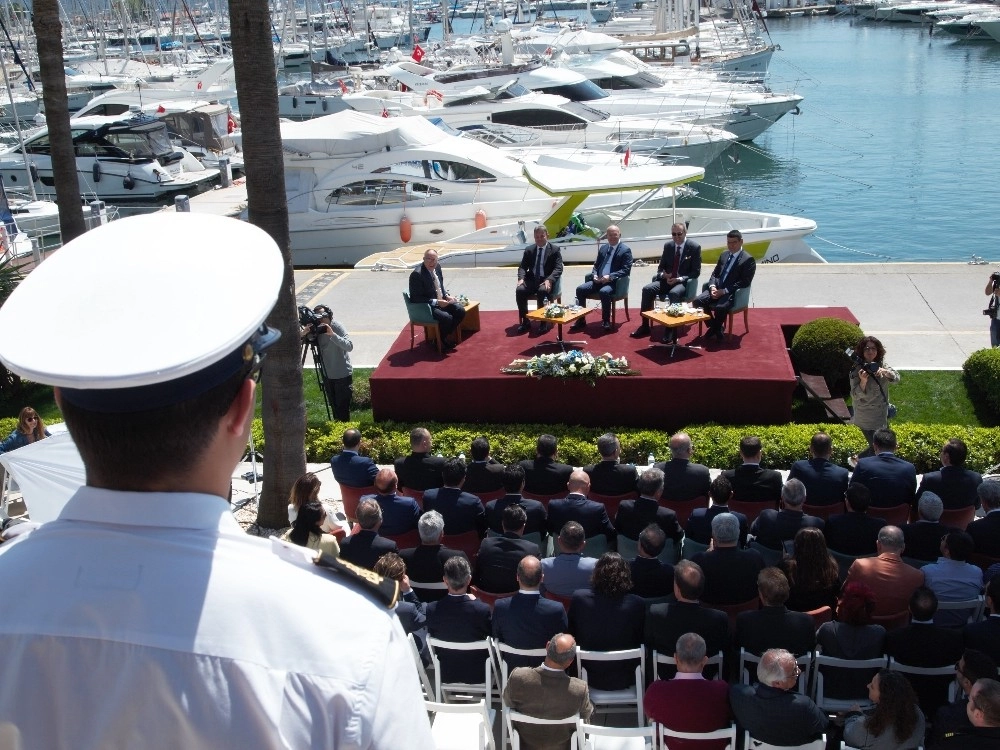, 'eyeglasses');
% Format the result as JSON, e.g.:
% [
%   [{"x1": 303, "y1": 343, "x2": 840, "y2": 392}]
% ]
[{"x1": 25, "y1": 416, "x2": 37, "y2": 422}]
